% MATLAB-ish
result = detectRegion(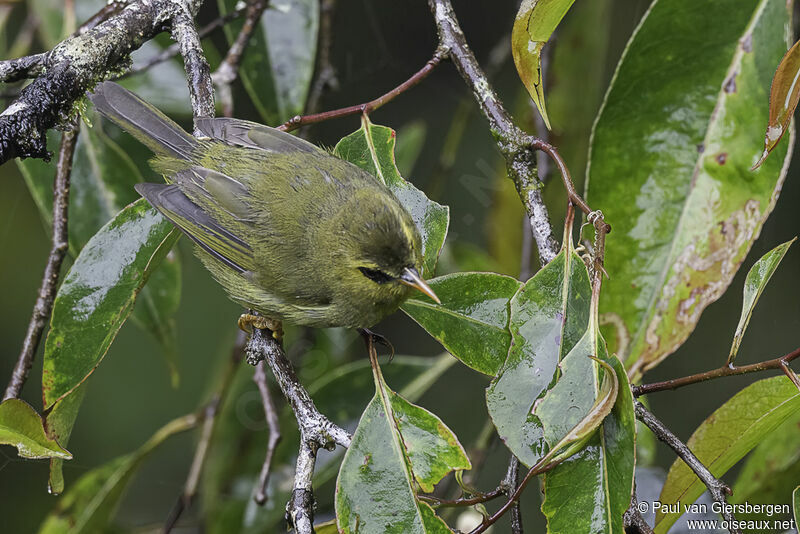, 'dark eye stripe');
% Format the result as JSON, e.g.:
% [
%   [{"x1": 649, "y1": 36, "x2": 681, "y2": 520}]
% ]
[{"x1": 358, "y1": 267, "x2": 394, "y2": 284}]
